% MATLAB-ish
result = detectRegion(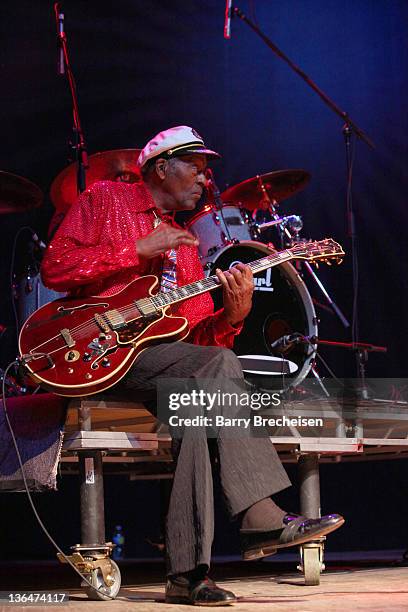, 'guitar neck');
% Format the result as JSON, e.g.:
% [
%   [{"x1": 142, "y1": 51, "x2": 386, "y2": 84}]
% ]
[{"x1": 141, "y1": 249, "x2": 293, "y2": 312}]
